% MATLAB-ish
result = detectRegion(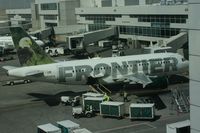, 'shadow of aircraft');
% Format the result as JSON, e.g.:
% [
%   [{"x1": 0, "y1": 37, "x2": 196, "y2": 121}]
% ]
[
  {"x1": 105, "y1": 74, "x2": 189, "y2": 92},
  {"x1": 168, "y1": 75, "x2": 189, "y2": 85},
  {"x1": 28, "y1": 91, "x2": 87, "y2": 106}
]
